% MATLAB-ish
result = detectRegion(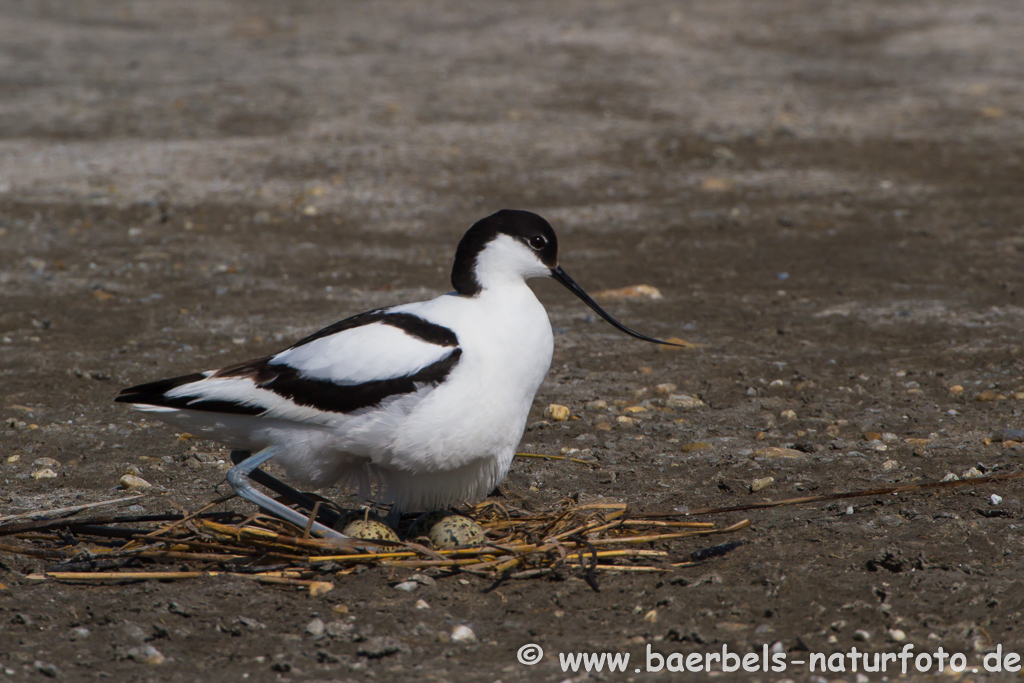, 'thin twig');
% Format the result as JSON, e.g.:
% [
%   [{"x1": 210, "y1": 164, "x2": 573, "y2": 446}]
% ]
[
  {"x1": 673, "y1": 471, "x2": 1024, "y2": 517},
  {"x1": 0, "y1": 494, "x2": 146, "y2": 524},
  {"x1": 515, "y1": 452, "x2": 601, "y2": 467}
]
